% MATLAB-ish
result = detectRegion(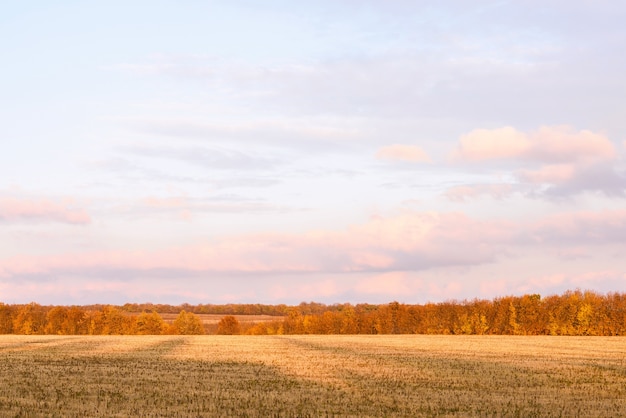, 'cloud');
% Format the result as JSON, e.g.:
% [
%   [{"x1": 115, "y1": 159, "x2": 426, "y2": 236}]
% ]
[
  {"x1": 453, "y1": 126, "x2": 616, "y2": 164},
  {"x1": 104, "y1": 3, "x2": 626, "y2": 133},
  {"x1": 521, "y1": 162, "x2": 626, "y2": 198},
  {"x1": 2, "y1": 208, "x2": 626, "y2": 303},
  {"x1": 132, "y1": 195, "x2": 293, "y2": 220},
  {"x1": 375, "y1": 144, "x2": 431, "y2": 163},
  {"x1": 506, "y1": 270, "x2": 626, "y2": 300},
  {"x1": 126, "y1": 117, "x2": 362, "y2": 153},
  {"x1": 9, "y1": 207, "x2": 624, "y2": 280},
  {"x1": 126, "y1": 145, "x2": 283, "y2": 171},
  {"x1": 445, "y1": 184, "x2": 514, "y2": 201},
  {"x1": 110, "y1": 25, "x2": 564, "y2": 123},
  {"x1": 454, "y1": 127, "x2": 531, "y2": 162},
  {"x1": 528, "y1": 126, "x2": 616, "y2": 163},
  {"x1": 531, "y1": 210, "x2": 626, "y2": 244},
  {"x1": 517, "y1": 164, "x2": 575, "y2": 184},
  {"x1": 0, "y1": 210, "x2": 491, "y2": 280},
  {"x1": 354, "y1": 271, "x2": 414, "y2": 296},
  {"x1": 450, "y1": 126, "x2": 625, "y2": 198},
  {"x1": 89, "y1": 156, "x2": 282, "y2": 190},
  {"x1": 0, "y1": 197, "x2": 90, "y2": 225}
]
